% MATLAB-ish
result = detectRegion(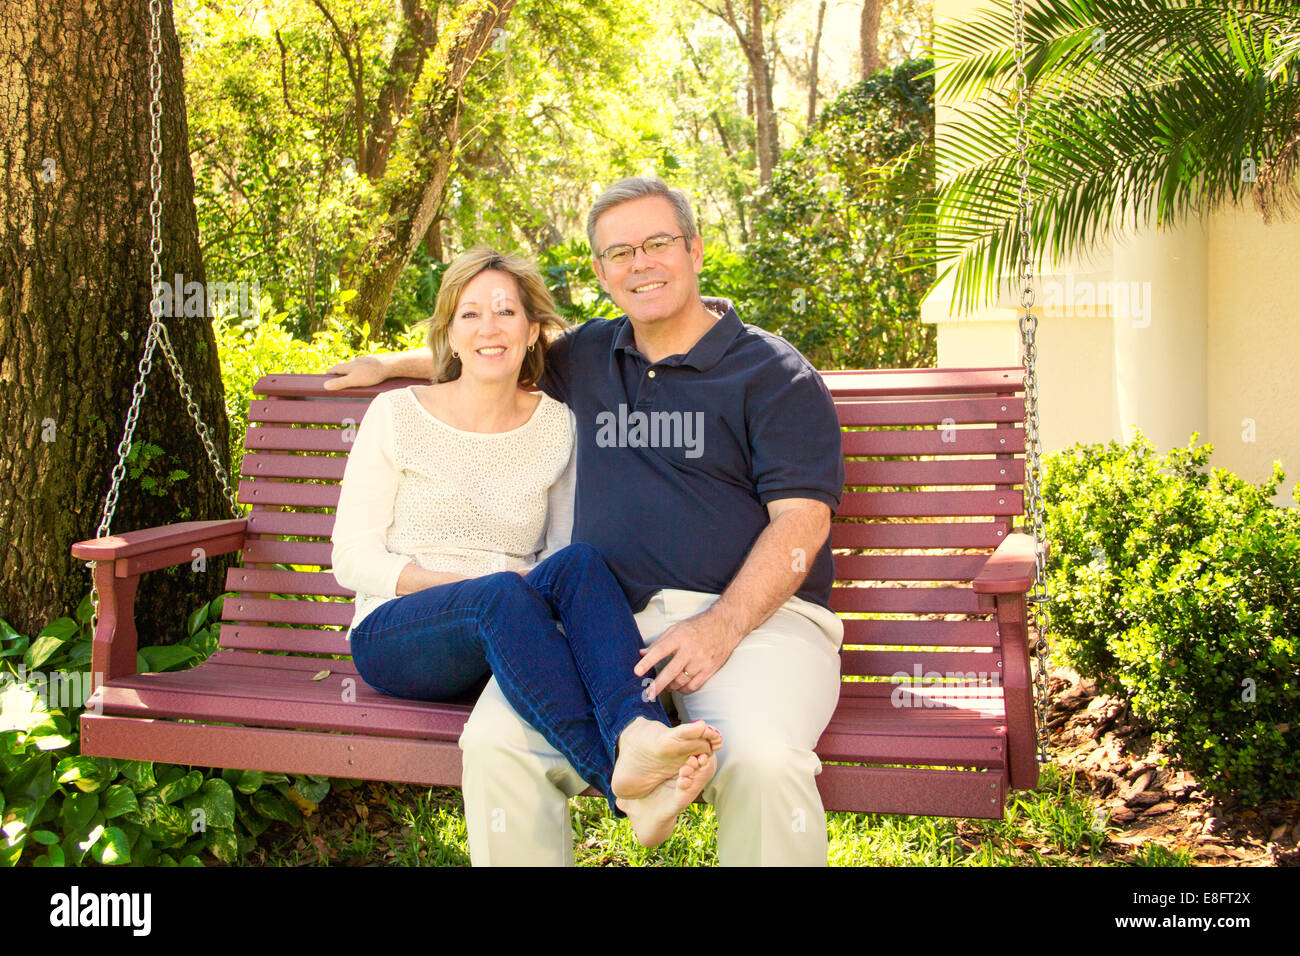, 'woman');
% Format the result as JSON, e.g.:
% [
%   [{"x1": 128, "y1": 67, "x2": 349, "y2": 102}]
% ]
[{"x1": 329, "y1": 247, "x2": 720, "y2": 848}]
